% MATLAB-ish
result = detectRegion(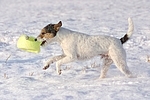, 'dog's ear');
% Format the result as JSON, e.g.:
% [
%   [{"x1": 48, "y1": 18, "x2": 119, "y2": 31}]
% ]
[{"x1": 54, "y1": 21, "x2": 62, "y2": 31}]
